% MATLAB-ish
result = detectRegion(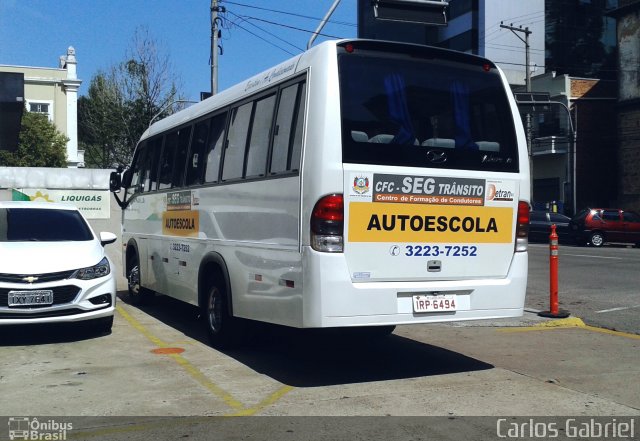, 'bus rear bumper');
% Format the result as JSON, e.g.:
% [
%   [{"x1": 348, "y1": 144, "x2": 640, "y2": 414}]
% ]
[{"x1": 303, "y1": 249, "x2": 528, "y2": 328}]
